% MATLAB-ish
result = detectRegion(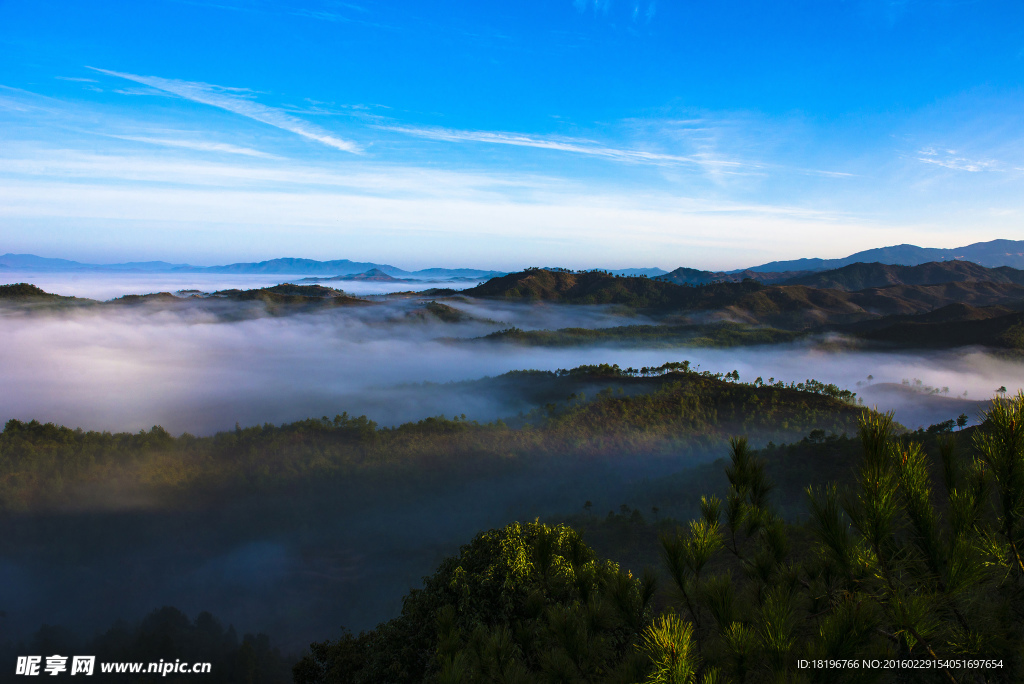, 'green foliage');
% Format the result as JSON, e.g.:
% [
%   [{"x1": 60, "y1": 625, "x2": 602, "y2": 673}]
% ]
[
  {"x1": 641, "y1": 614, "x2": 698, "y2": 684},
  {"x1": 640, "y1": 401, "x2": 1024, "y2": 682},
  {"x1": 293, "y1": 521, "x2": 654, "y2": 683},
  {"x1": 0, "y1": 282, "x2": 61, "y2": 298},
  {"x1": 974, "y1": 391, "x2": 1024, "y2": 578},
  {"x1": 423, "y1": 300, "x2": 474, "y2": 323}
]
